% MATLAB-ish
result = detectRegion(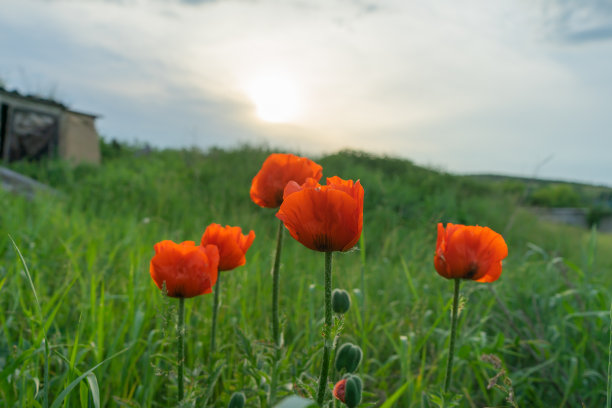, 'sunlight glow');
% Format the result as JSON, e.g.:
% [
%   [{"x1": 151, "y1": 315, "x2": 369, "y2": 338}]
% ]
[{"x1": 246, "y1": 74, "x2": 300, "y2": 123}]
